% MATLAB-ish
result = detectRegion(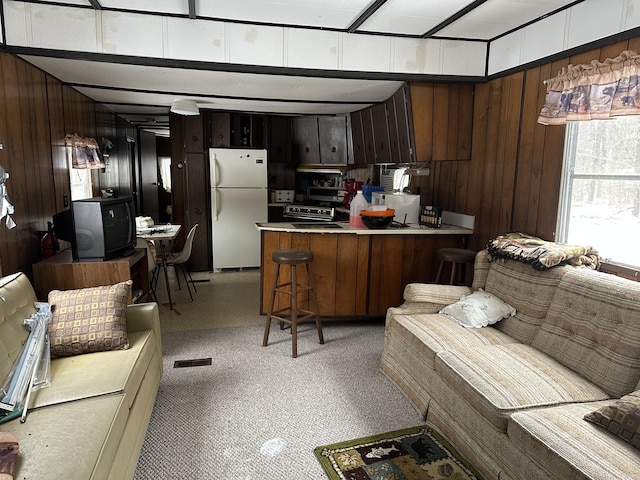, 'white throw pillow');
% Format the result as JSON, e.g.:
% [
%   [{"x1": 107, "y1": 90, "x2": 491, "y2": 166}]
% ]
[{"x1": 439, "y1": 289, "x2": 516, "y2": 328}]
